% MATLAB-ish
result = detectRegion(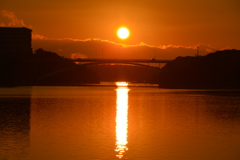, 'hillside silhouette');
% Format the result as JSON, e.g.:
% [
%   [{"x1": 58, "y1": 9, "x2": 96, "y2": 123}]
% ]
[
  {"x1": 0, "y1": 48, "x2": 100, "y2": 86},
  {"x1": 0, "y1": 48, "x2": 159, "y2": 86},
  {"x1": 154, "y1": 49, "x2": 240, "y2": 89},
  {"x1": 1, "y1": 48, "x2": 240, "y2": 88}
]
